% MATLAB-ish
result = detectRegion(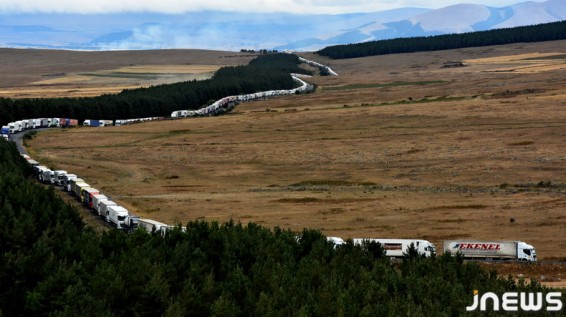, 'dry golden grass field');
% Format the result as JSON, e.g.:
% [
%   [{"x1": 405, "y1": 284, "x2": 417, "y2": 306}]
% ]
[
  {"x1": 0, "y1": 48, "x2": 254, "y2": 98},
  {"x1": 15, "y1": 42, "x2": 566, "y2": 271}
]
